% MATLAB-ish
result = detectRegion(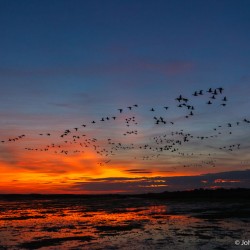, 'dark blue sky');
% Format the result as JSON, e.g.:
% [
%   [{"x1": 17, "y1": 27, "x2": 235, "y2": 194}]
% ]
[
  {"x1": 0, "y1": 0, "x2": 250, "y2": 193},
  {"x1": 1, "y1": 0, "x2": 250, "y2": 98}
]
